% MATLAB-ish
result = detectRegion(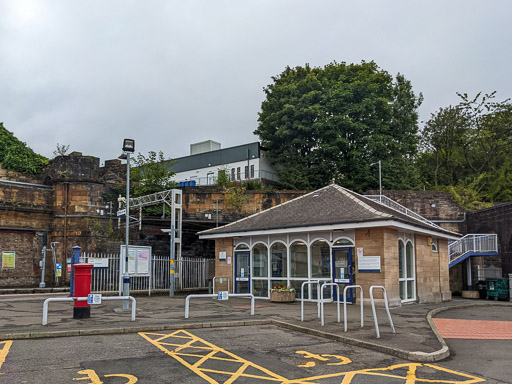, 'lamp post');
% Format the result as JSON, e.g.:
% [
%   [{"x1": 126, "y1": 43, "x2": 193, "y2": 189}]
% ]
[
  {"x1": 370, "y1": 160, "x2": 382, "y2": 202},
  {"x1": 121, "y1": 139, "x2": 135, "y2": 309}
]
